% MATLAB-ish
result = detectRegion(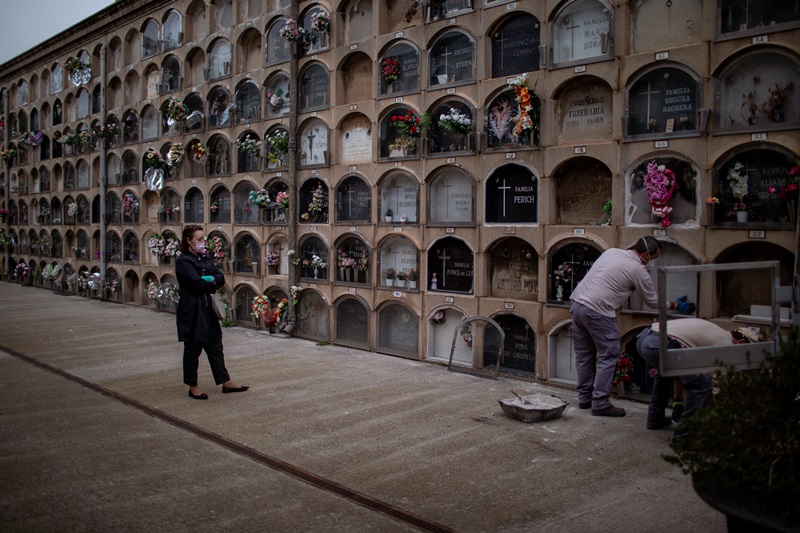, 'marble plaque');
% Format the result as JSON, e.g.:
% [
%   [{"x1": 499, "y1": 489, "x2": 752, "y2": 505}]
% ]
[
  {"x1": 378, "y1": 304, "x2": 418, "y2": 355},
  {"x1": 336, "y1": 176, "x2": 370, "y2": 222},
  {"x1": 492, "y1": 14, "x2": 540, "y2": 78},
  {"x1": 558, "y1": 81, "x2": 613, "y2": 142},
  {"x1": 430, "y1": 32, "x2": 473, "y2": 86},
  {"x1": 549, "y1": 242, "x2": 602, "y2": 302},
  {"x1": 490, "y1": 237, "x2": 538, "y2": 300},
  {"x1": 485, "y1": 164, "x2": 538, "y2": 224},
  {"x1": 340, "y1": 121, "x2": 372, "y2": 165},
  {"x1": 381, "y1": 174, "x2": 418, "y2": 223},
  {"x1": 557, "y1": 158, "x2": 612, "y2": 225},
  {"x1": 553, "y1": 0, "x2": 610, "y2": 64},
  {"x1": 336, "y1": 299, "x2": 370, "y2": 346},
  {"x1": 427, "y1": 237, "x2": 473, "y2": 293},
  {"x1": 628, "y1": 68, "x2": 697, "y2": 135},
  {"x1": 430, "y1": 171, "x2": 473, "y2": 224},
  {"x1": 300, "y1": 121, "x2": 328, "y2": 167},
  {"x1": 296, "y1": 290, "x2": 329, "y2": 340},
  {"x1": 483, "y1": 315, "x2": 536, "y2": 375}
]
